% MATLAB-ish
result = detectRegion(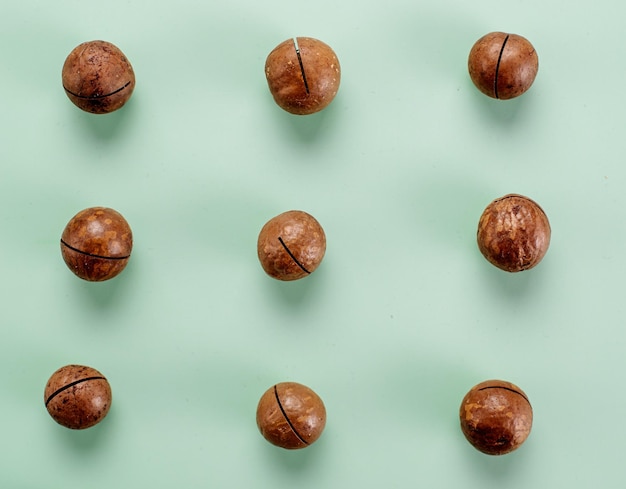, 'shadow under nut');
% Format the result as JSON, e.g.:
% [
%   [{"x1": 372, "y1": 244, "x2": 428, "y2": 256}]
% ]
[
  {"x1": 257, "y1": 210, "x2": 326, "y2": 281},
  {"x1": 256, "y1": 382, "x2": 326, "y2": 449},
  {"x1": 61, "y1": 207, "x2": 133, "y2": 281},
  {"x1": 265, "y1": 37, "x2": 341, "y2": 115},
  {"x1": 459, "y1": 380, "x2": 532, "y2": 455},
  {"x1": 62, "y1": 40, "x2": 135, "y2": 114},
  {"x1": 44, "y1": 365, "x2": 112, "y2": 430},
  {"x1": 477, "y1": 194, "x2": 550, "y2": 272},
  {"x1": 468, "y1": 32, "x2": 538, "y2": 100}
]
